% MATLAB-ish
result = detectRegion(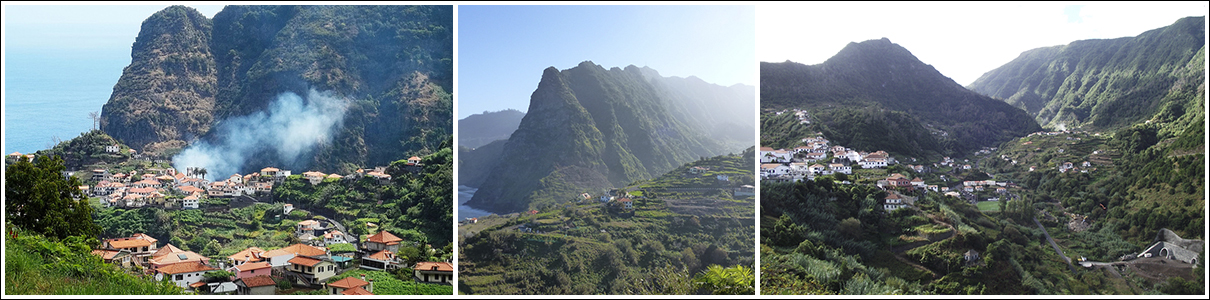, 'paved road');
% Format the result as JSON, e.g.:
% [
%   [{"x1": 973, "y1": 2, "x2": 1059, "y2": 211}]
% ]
[{"x1": 1034, "y1": 216, "x2": 1077, "y2": 273}]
